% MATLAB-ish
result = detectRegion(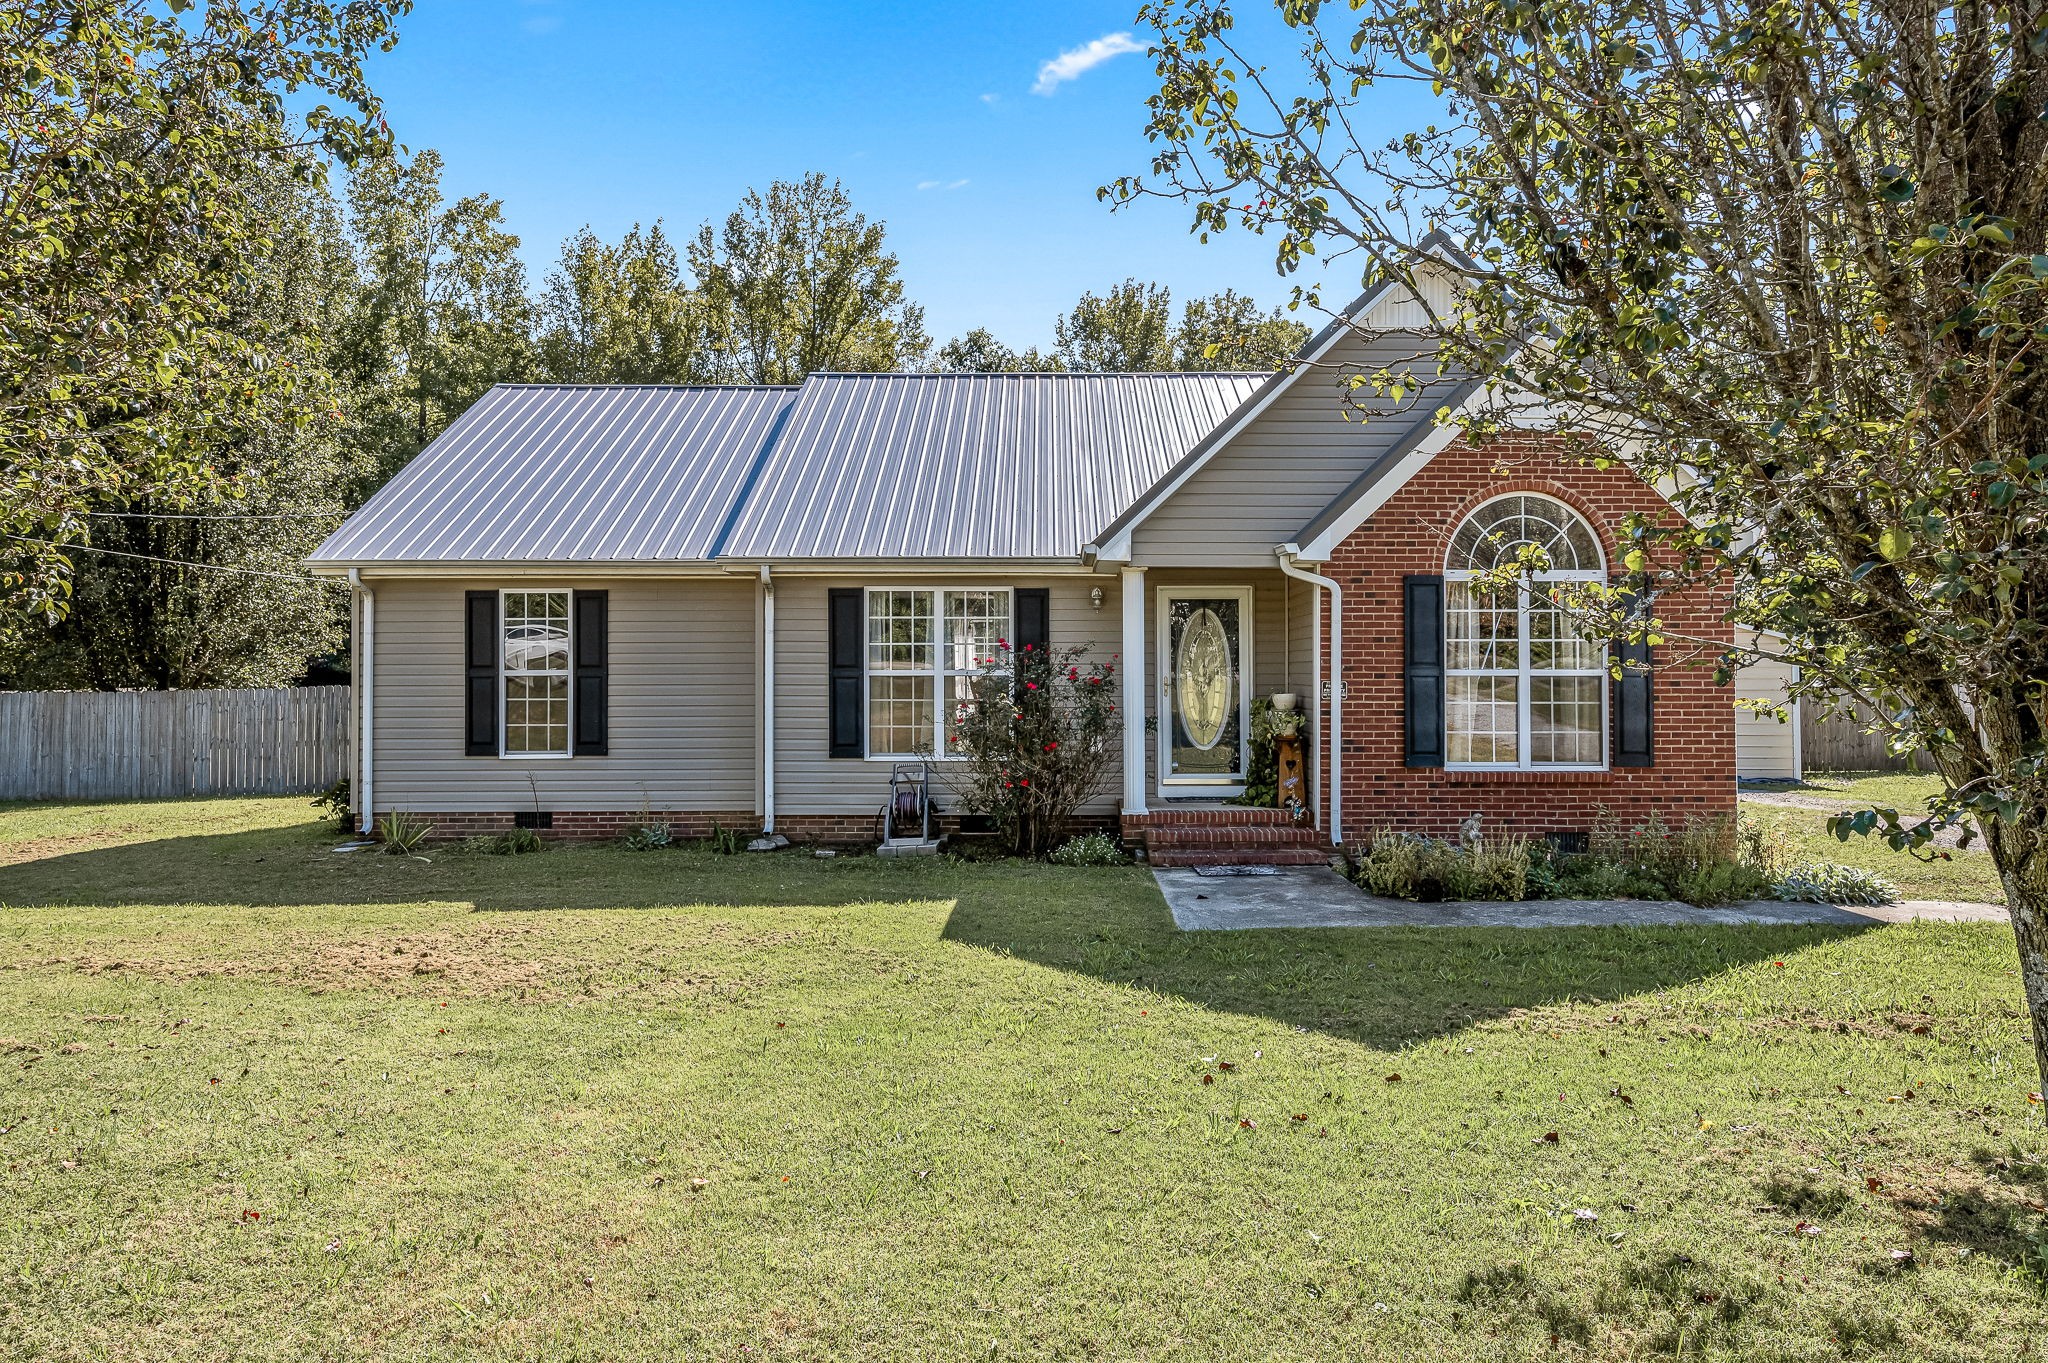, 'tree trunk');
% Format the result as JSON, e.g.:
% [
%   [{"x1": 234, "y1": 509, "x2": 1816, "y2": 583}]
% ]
[{"x1": 1989, "y1": 823, "x2": 2048, "y2": 1108}]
